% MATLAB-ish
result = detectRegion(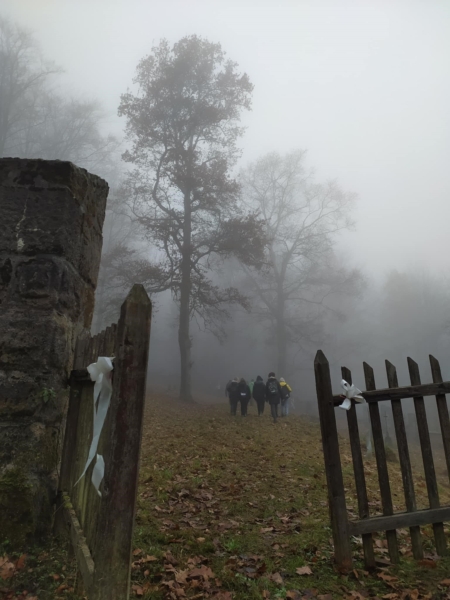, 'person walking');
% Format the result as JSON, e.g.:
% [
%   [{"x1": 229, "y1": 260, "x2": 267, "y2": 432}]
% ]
[
  {"x1": 252, "y1": 375, "x2": 266, "y2": 415},
  {"x1": 279, "y1": 377, "x2": 292, "y2": 417},
  {"x1": 237, "y1": 377, "x2": 251, "y2": 416},
  {"x1": 265, "y1": 372, "x2": 282, "y2": 423},
  {"x1": 248, "y1": 378, "x2": 255, "y2": 407},
  {"x1": 227, "y1": 378, "x2": 239, "y2": 415}
]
